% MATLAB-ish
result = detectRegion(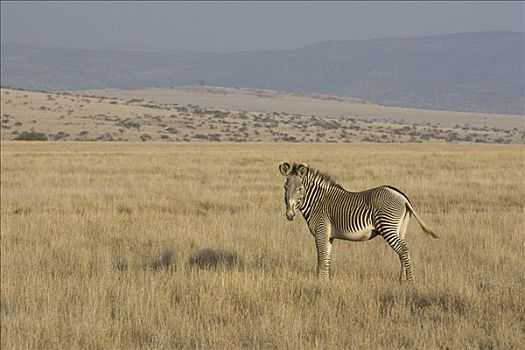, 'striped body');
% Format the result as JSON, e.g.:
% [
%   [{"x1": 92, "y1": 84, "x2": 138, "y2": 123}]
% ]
[{"x1": 280, "y1": 162, "x2": 437, "y2": 281}]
